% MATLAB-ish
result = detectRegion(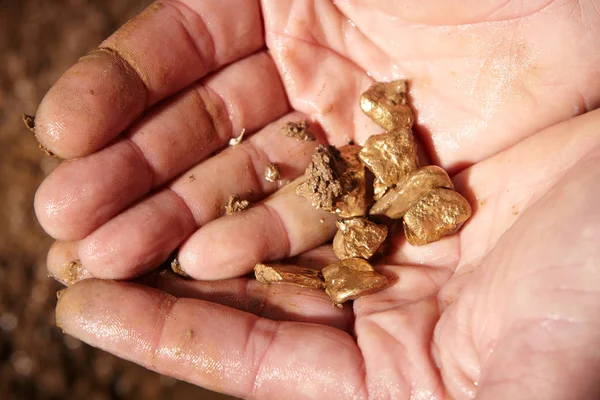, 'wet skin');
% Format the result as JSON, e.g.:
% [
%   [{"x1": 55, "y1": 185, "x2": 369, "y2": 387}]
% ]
[{"x1": 35, "y1": 0, "x2": 600, "y2": 398}]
